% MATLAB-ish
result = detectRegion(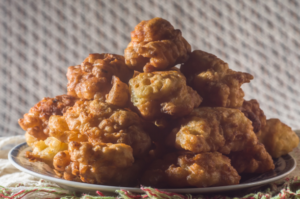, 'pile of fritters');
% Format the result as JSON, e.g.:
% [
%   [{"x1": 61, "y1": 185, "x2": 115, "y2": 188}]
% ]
[{"x1": 19, "y1": 17, "x2": 299, "y2": 188}]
